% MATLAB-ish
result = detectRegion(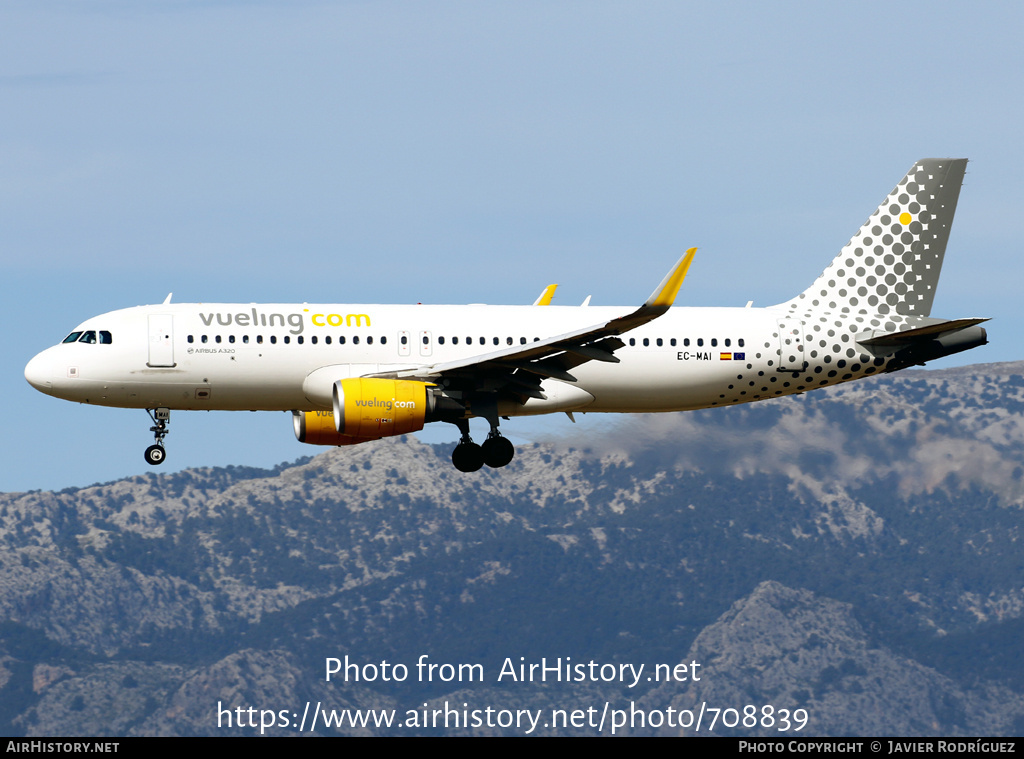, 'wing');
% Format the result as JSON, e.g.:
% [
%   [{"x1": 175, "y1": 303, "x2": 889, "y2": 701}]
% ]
[{"x1": 371, "y1": 248, "x2": 696, "y2": 403}]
